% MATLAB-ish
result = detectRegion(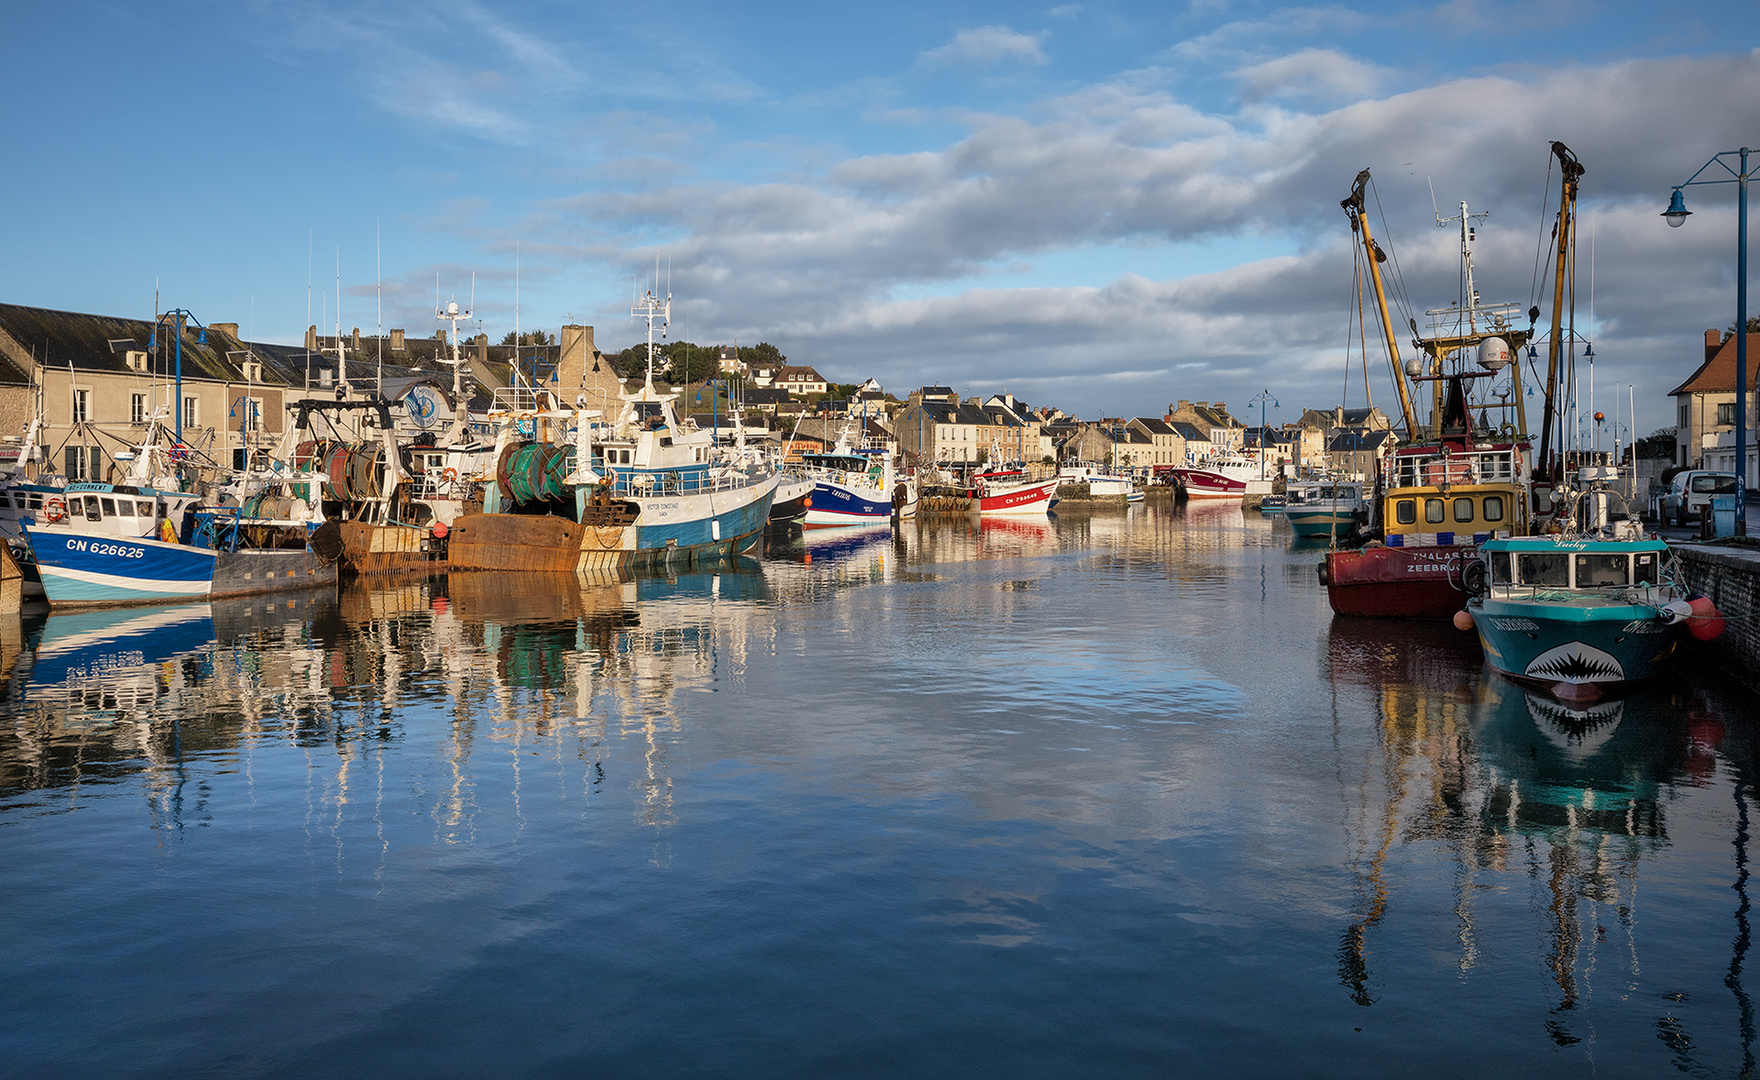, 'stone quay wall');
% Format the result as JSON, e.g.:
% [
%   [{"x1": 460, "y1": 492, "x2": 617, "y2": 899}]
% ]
[{"x1": 1678, "y1": 542, "x2": 1760, "y2": 692}]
